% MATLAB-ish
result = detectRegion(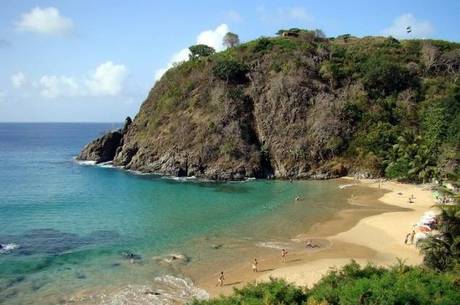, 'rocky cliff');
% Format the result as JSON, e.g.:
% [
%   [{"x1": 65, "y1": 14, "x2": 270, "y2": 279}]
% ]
[{"x1": 78, "y1": 33, "x2": 460, "y2": 181}]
